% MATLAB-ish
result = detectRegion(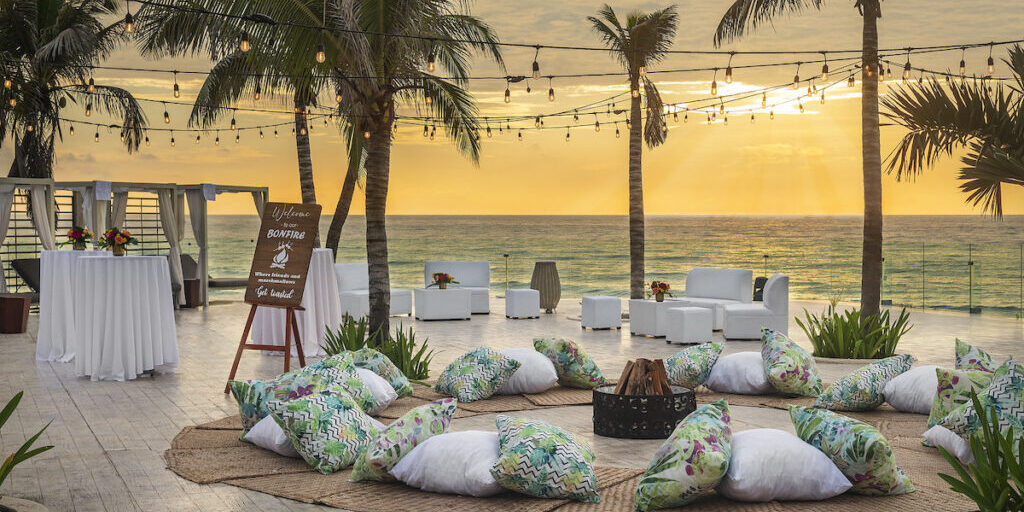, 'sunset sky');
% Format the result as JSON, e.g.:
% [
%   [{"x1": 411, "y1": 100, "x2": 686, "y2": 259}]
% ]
[{"x1": 16, "y1": 0, "x2": 1024, "y2": 215}]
